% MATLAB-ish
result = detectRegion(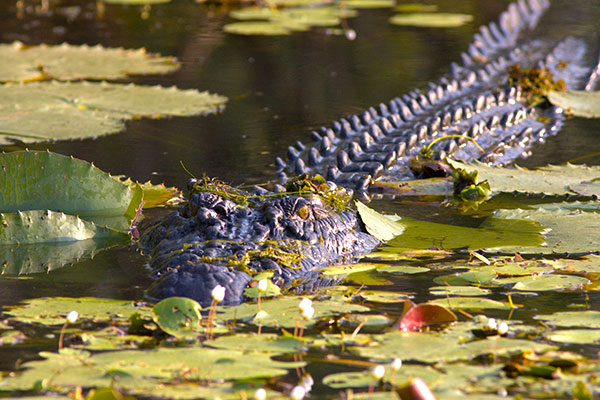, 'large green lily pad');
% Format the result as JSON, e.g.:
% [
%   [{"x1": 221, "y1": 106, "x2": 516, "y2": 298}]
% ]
[
  {"x1": 0, "y1": 81, "x2": 226, "y2": 144},
  {"x1": 3, "y1": 297, "x2": 152, "y2": 325},
  {"x1": 152, "y1": 297, "x2": 203, "y2": 339},
  {"x1": 386, "y1": 215, "x2": 543, "y2": 251},
  {"x1": 350, "y1": 331, "x2": 554, "y2": 363},
  {"x1": 0, "y1": 42, "x2": 178, "y2": 83},
  {"x1": 224, "y1": 6, "x2": 357, "y2": 36},
  {"x1": 543, "y1": 329, "x2": 600, "y2": 344},
  {"x1": 0, "y1": 210, "x2": 126, "y2": 244},
  {"x1": 355, "y1": 201, "x2": 405, "y2": 241},
  {"x1": 485, "y1": 207, "x2": 600, "y2": 254},
  {"x1": 216, "y1": 295, "x2": 369, "y2": 329},
  {"x1": 0, "y1": 151, "x2": 140, "y2": 217},
  {"x1": 389, "y1": 12, "x2": 473, "y2": 28},
  {"x1": 0, "y1": 347, "x2": 303, "y2": 393},
  {"x1": 447, "y1": 161, "x2": 600, "y2": 197},
  {"x1": 534, "y1": 311, "x2": 600, "y2": 328},
  {"x1": 493, "y1": 274, "x2": 590, "y2": 292},
  {"x1": 205, "y1": 333, "x2": 303, "y2": 355},
  {"x1": 547, "y1": 90, "x2": 600, "y2": 118},
  {"x1": 428, "y1": 296, "x2": 510, "y2": 310}
]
